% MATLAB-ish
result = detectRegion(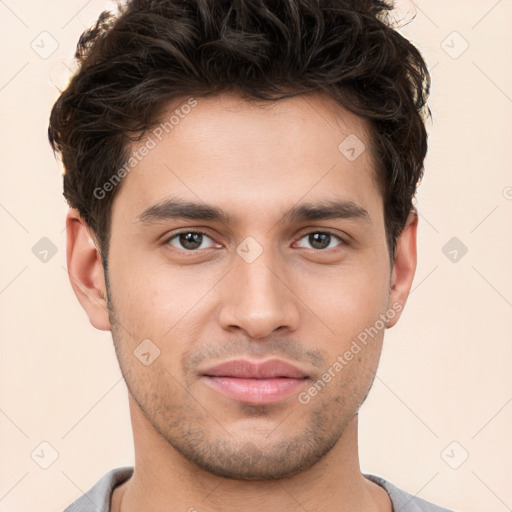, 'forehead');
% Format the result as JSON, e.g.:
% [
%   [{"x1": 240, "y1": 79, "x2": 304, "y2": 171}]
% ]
[{"x1": 111, "y1": 92, "x2": 382, "y2": 226}]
